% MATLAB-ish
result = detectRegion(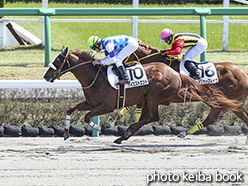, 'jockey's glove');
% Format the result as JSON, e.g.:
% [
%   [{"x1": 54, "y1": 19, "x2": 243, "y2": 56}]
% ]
[{"x1": 160, "y1": 50, "x2": 167, "y2": 56}]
